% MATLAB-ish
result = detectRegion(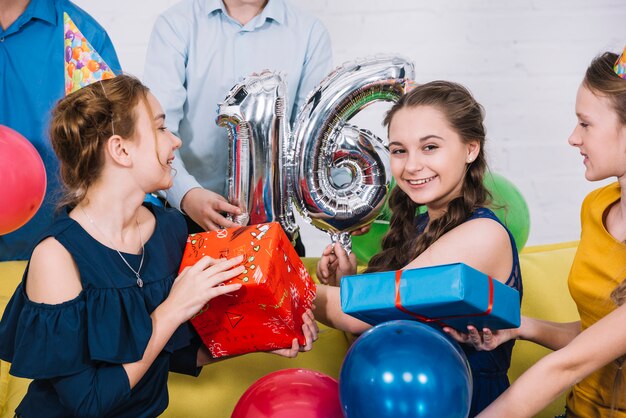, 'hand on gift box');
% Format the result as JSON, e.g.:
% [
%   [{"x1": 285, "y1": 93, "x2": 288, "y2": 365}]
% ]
[
  {"x1": 269, "y1": 309, "x2": 319, "y2": 358},
  {"x1": 443, "y1": 325, "x2": 519, "y2": 351},
  {"x1": 165, "y1": 255, "x2": 245, "y2": 325},
  {"x1": 317, "y1": 242, "x2": 357, "y2": 287}
]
